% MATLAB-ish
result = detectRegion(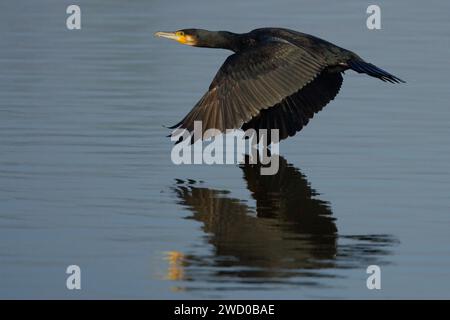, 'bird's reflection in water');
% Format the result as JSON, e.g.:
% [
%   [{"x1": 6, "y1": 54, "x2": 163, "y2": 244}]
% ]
[{"x1": 168, "y1": 156, "x2": 398, "y2": 288}]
